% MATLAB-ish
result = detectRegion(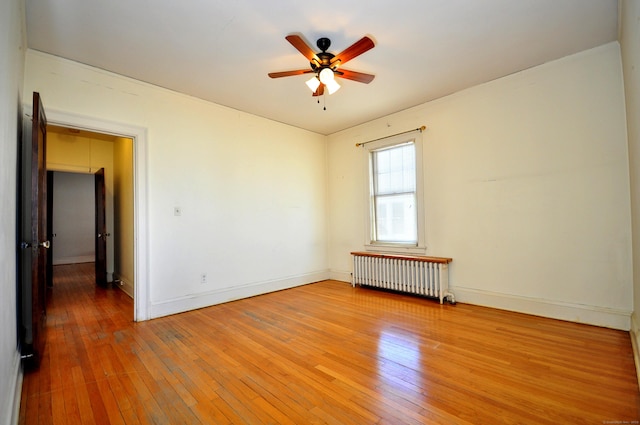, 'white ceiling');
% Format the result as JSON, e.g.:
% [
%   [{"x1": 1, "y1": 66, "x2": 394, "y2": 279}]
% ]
[{"x1": 25, "y1": 0, "x2": 619, "y2": 135}]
